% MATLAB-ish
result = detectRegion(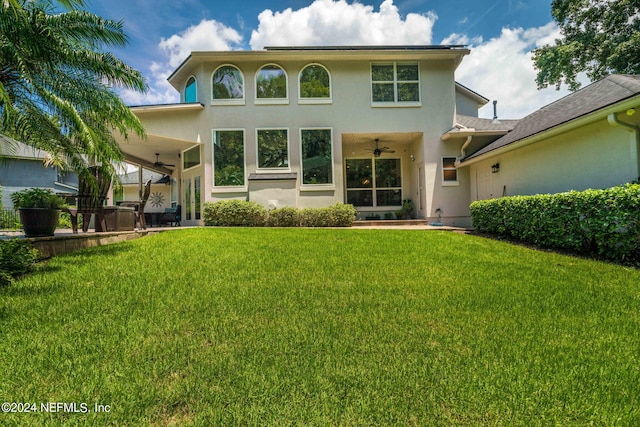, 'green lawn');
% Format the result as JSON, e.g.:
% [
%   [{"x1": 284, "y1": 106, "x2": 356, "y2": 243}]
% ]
[{"x1": 1, "y1": 228, "x2": 639, "y2": 426}]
